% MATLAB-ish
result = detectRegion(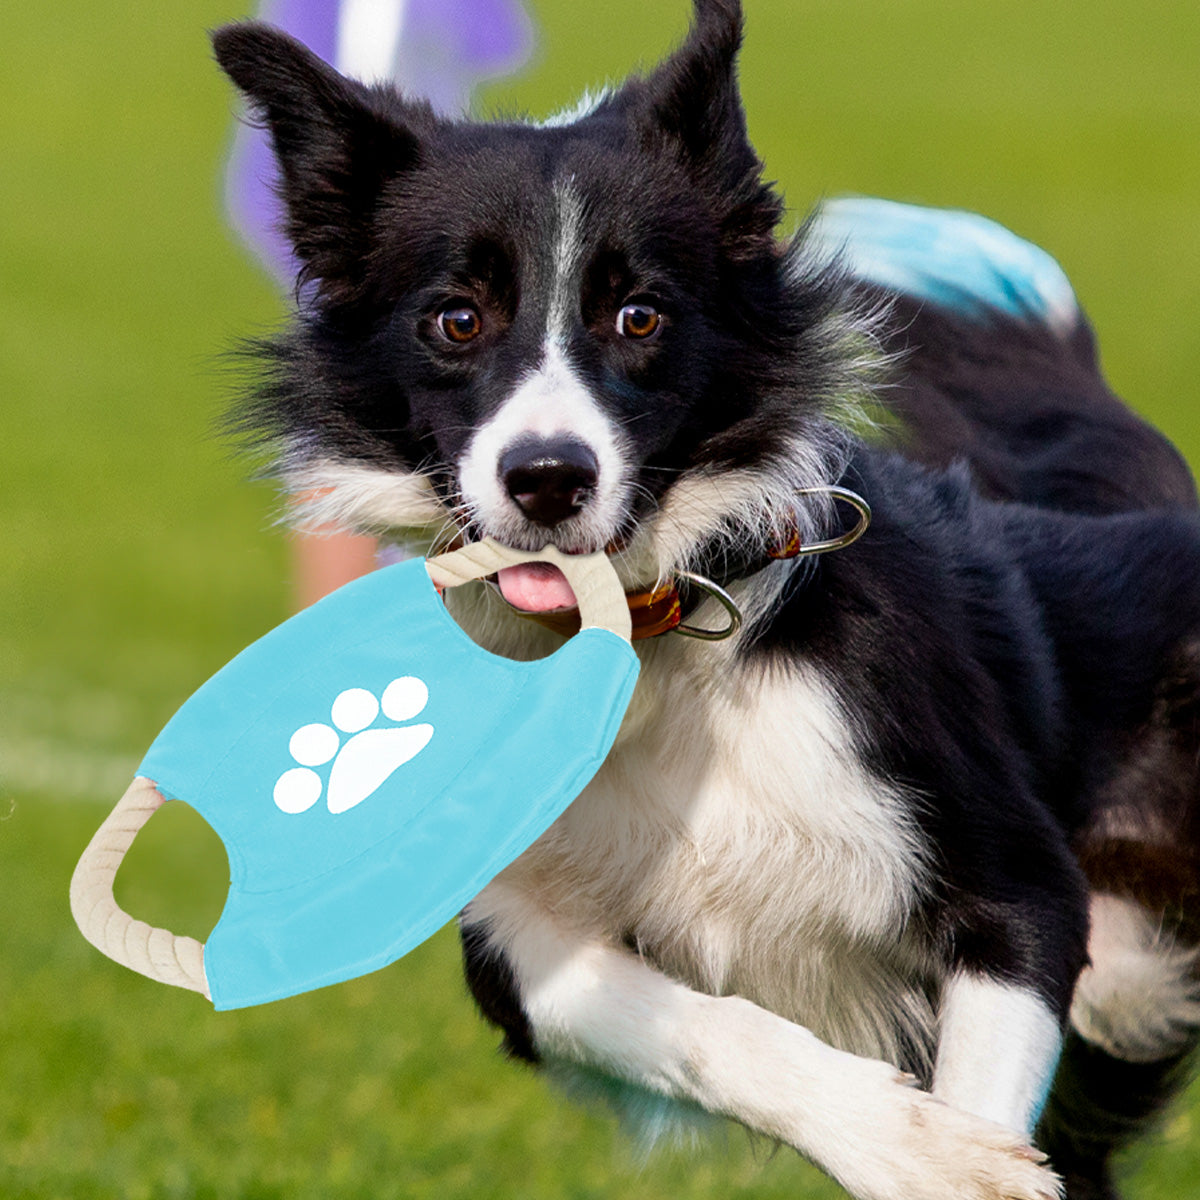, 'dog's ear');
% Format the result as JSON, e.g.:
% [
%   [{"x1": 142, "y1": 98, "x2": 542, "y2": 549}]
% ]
[
  {"x1": 212, "y1": 22, "x2": 427, "y2": 299},
  {"x1": 640, "y1": 0, "x2": 746, "y2": 168},
  {"x1": 624, "y1": 0, "x2": 780, "y2": 255}
]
